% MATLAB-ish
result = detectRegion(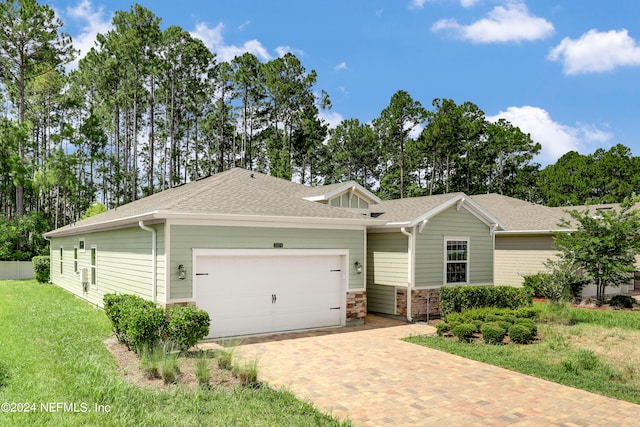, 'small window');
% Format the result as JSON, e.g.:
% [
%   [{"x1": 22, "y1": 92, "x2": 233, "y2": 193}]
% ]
[
  {"x1": 59, "y1": 247, "x2": 64, "y2": 275},
  {"x1": 79, "y1": 239, "x2": 85, "y2": 252},
  {"x1": 90, "y1": 246, "x2": 97, "y2": 289},
  {"x1": 445, "y1": 239, "x2": 468, "y2": 284},
  {"x1": 73, "y1": 247, "x2": 78, "y2": 274}
]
